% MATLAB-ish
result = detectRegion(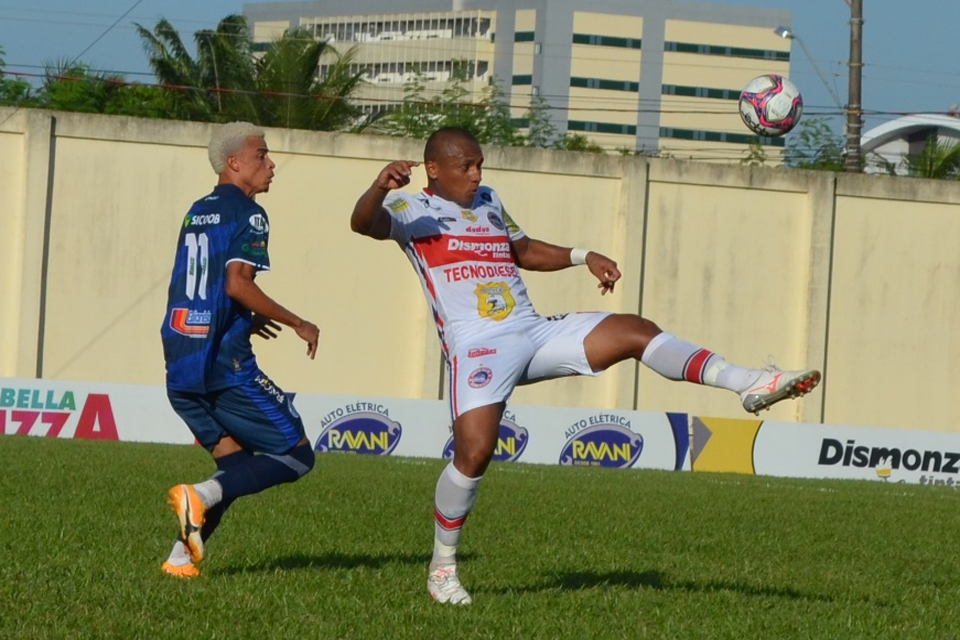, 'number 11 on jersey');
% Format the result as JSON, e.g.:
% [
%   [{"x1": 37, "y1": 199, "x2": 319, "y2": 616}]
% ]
[{"x1": 184, "y1": 232, "x2": 209, "y2": 300}]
